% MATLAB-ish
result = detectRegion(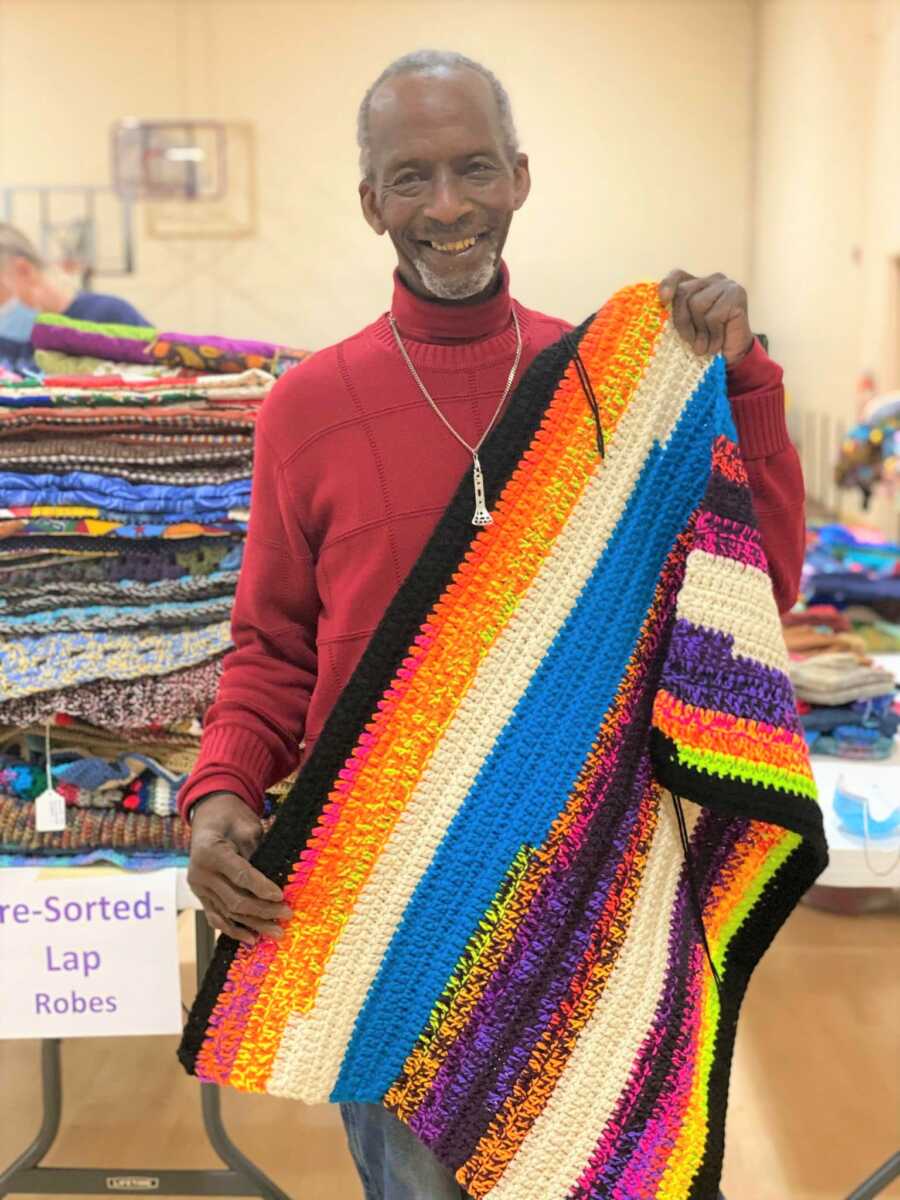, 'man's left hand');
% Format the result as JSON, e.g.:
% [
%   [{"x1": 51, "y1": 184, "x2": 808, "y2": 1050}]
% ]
[{"x1": 659, "y1": 270, "x2": 754, "y2": 367}]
